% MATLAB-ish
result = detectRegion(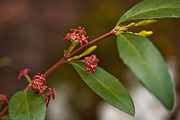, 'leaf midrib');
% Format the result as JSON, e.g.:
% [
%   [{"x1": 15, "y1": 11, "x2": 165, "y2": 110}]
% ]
[
  {"x1": 119, "y1": 34, "x2": 168, "y2": 100},
  {"x1": 25, "y1": 92, "x2": 30, "y2": 120},
  {"x1": 74, "y1": 63, "x2": 132, "y2": 114},
  {"x1": 119, "y1": 5, "x2": 180, "y2": 23}
]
